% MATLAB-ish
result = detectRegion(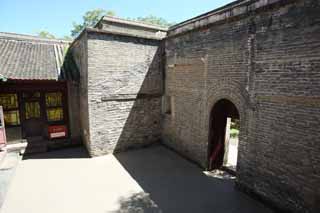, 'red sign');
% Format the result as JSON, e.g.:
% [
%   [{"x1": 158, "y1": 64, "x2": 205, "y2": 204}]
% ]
[{"x1": 48, "y1": 125, "x2": 67, "y2": 139}]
